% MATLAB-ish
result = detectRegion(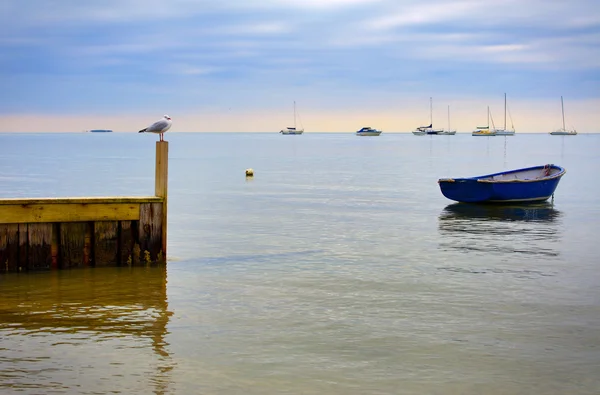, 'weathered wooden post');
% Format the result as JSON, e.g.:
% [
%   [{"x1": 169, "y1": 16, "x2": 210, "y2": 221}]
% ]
[{"x1": 155, "y1": 141, "x2": 168, "y2": 260}]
